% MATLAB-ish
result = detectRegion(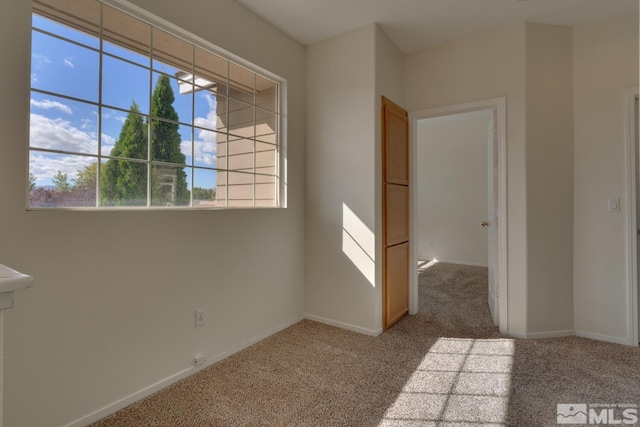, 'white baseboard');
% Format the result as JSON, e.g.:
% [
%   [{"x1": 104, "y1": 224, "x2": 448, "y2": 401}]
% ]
[
  {"x1": 525, "y1": 329, "x2": 575, "y2": 339},
  {"x1": 575, "y1": 329, "x2": 631, "y2": 346},
  {"x1": 506, "y1": 330, "x2": 575, "y2": 340},
  {"x1": 508, "y1": 329, "x2": 632, "y2": 346},
  {"x1": 63, "y1": 315, "x2": 305, "y2": 427},
  {"x1": 437, "y1": 259, "x2": 489, "y2": 268},
  {"x1": 305, "y1": 314, "x2": 382, "y2": 336}
]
